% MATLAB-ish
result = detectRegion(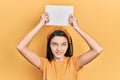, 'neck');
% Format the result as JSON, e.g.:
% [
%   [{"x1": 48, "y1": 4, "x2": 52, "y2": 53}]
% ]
[{"x1": 54, "y1": 56, "x2": 66, "y2": 62}]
